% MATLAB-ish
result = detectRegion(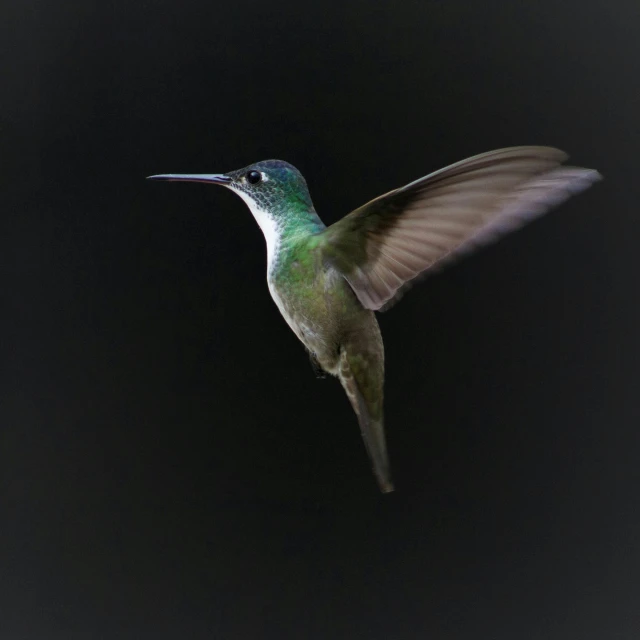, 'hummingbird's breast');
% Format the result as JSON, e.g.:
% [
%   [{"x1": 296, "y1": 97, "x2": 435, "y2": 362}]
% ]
[
  {"x1": 266, "y1": 237, "x2": 367, "y2": 373},
  {"x1": 267, "y1": 268, "x2": 340, "y2": 354}
]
